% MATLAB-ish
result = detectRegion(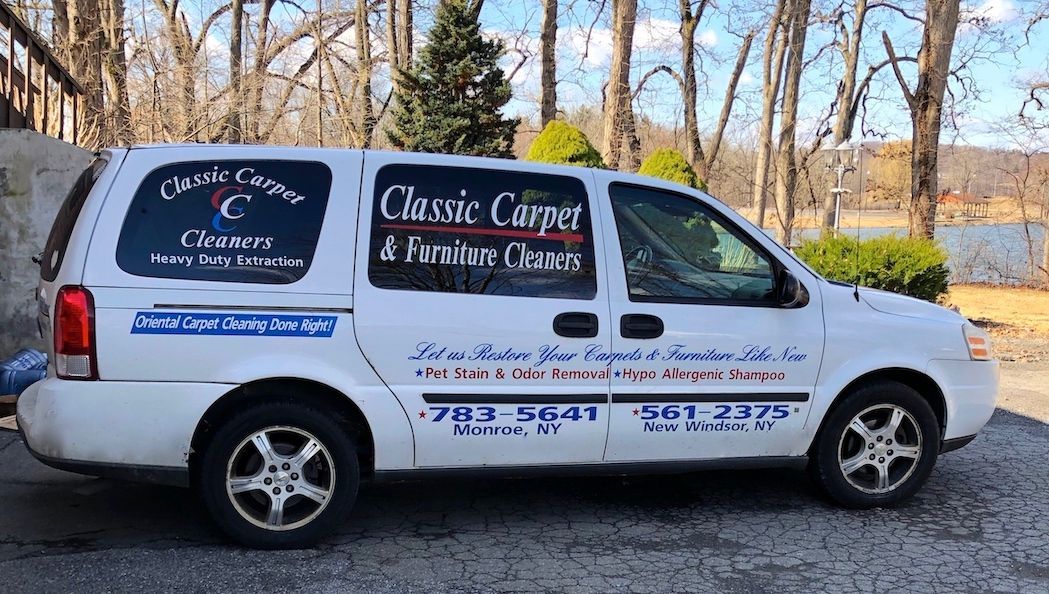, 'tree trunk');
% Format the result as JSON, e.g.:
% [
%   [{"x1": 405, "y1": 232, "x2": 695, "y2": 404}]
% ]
[
  {"x1": 678, "y1": 0, "x2": 707, "y2": 168},
  {"x1": 884, "y1": 0, "x2": 960, "y2": 239},
  {"x1": 539, "y1": 0, "x2": 558, "y2": 127},
  {"x1": 249, "y1": 0, "x2": 275, "y2": 142},
  {"x1": 821, "y1": 0, "x2": 868, "y2": 230},
  {"x1": 602, "y1": 0, "x2": 638, "y2": 170},
  {"x1": 397, "y1": 0, "x2": 413, "y2": 70},
  {"x1": 700, "y1": 29, "x2": 754, "y2": 183},
  {"x1": 387, "y1": 0, "x2": 400, "y2": 92},
  {"x1": 1042, "y1": 221, "x2": 1049, "y2": 287},
  {"x1": 773, "y1": 0, "x2": 811, "y2": 246},
  {"x1": 749, "y1": 0, "x2": 790, "y2": 227},
  {"x1": 356, "y1": 0, "x2": 375, "y2": 146},
  {"x1": 101, "y1": 0, "x2": 132, "y2": 144},
  {"x1": 227, "y1": 0, "x2": 244, "y2": 142}
]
